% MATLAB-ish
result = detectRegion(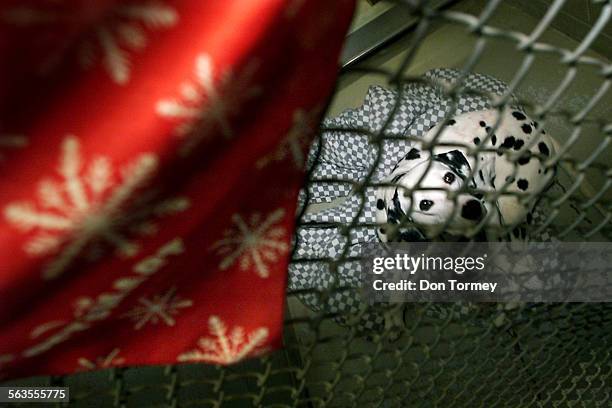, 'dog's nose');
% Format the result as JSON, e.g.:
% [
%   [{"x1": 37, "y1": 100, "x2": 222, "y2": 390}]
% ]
[{"x1": 461, "y1": 199, "x2": 483, "y2": 221}]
